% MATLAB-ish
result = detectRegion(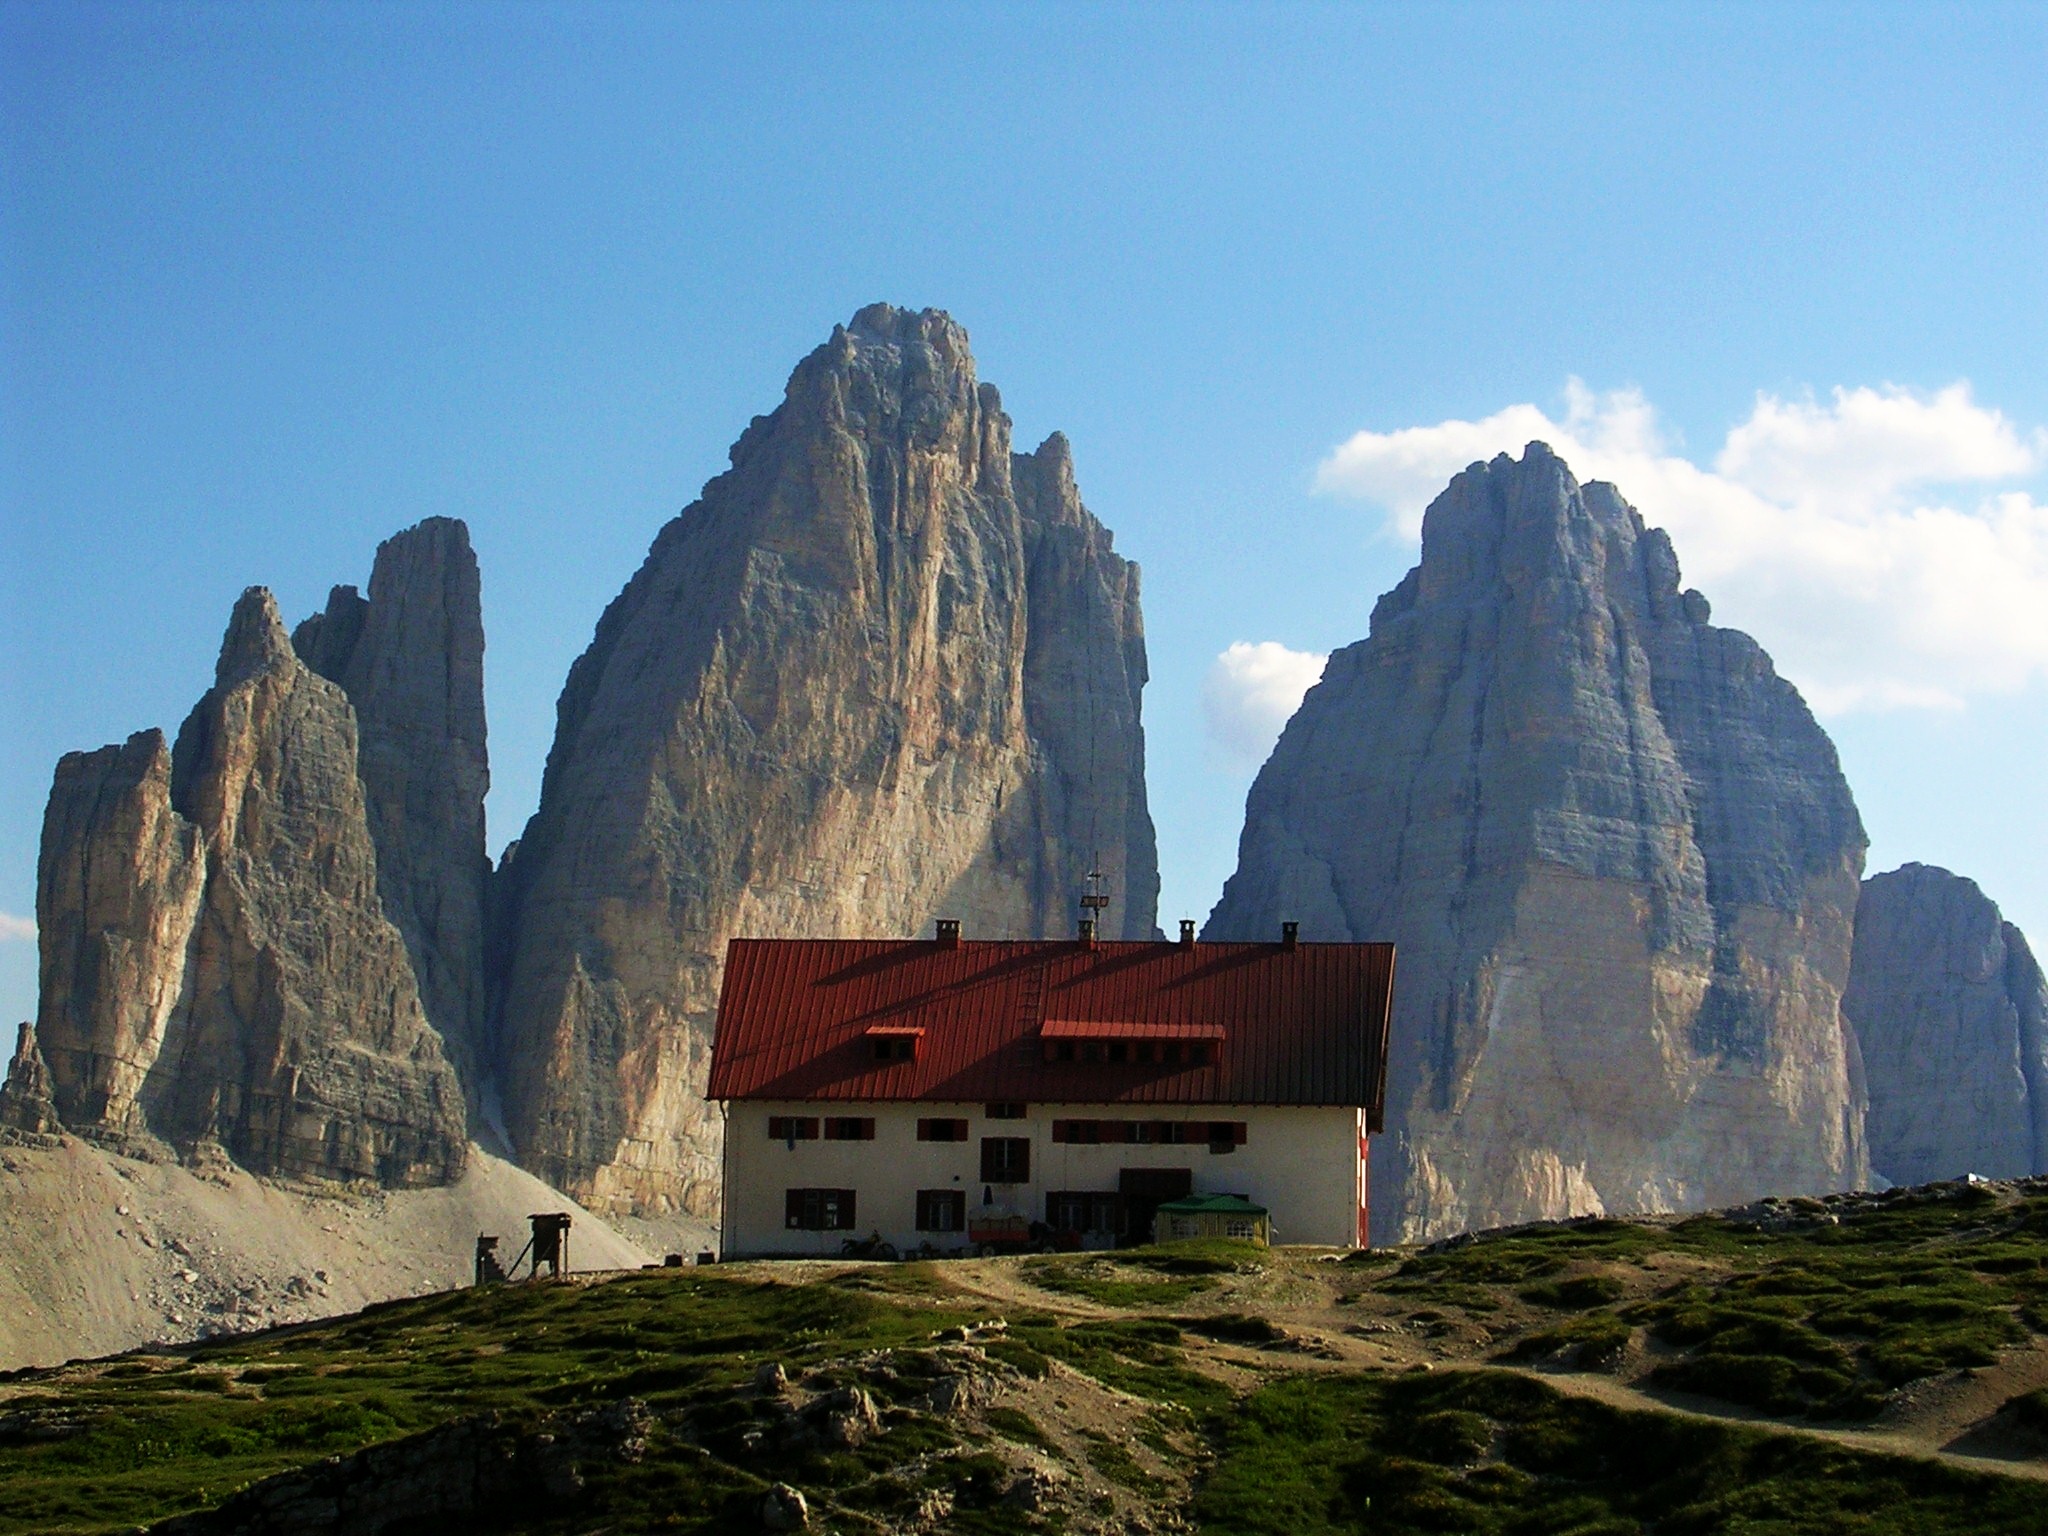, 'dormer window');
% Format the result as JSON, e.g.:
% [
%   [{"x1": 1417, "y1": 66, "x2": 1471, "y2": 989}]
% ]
[
  {"x1": 1038, "y1": 1020, "x2": 1223, "y2": 1064},
  {"x1": 865, "y1": 1024, "x2": 923, "y2": 1062}
]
